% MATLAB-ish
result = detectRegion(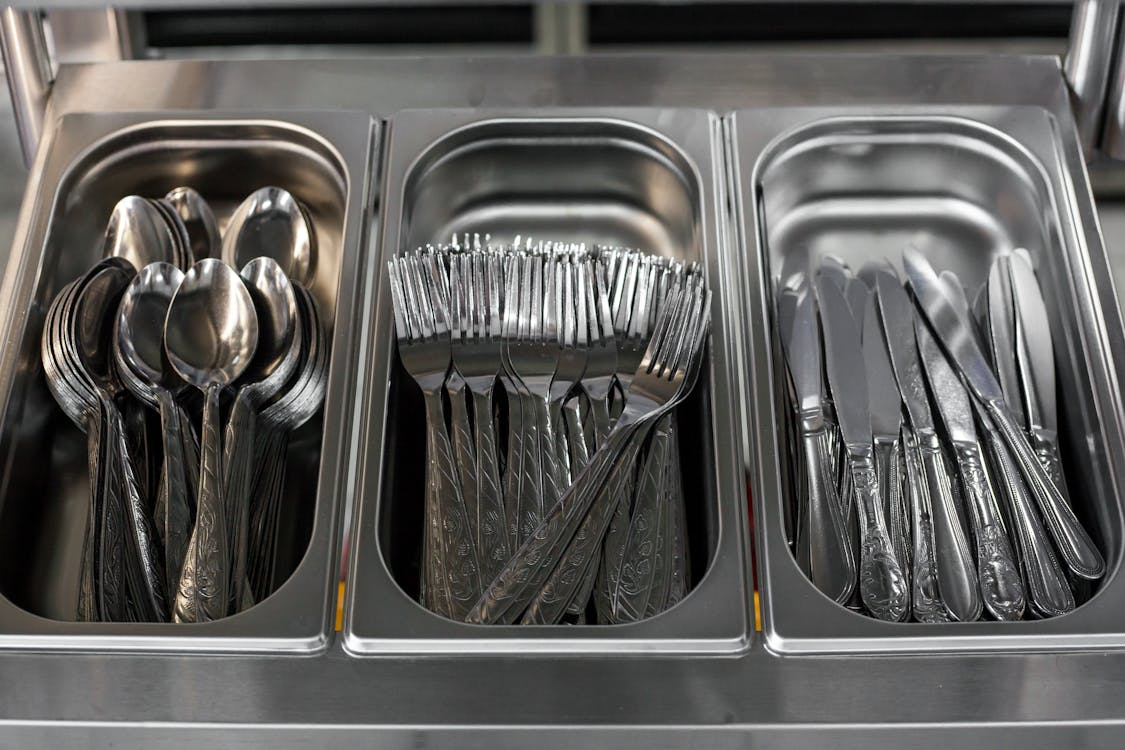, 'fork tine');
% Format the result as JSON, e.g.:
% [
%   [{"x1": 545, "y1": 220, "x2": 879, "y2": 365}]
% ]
[
  {"x1": 638, "y1": 286, "x2": 681, "y2": 377},
  {"x1": 388, "y1": 259, "x2": 411, "y2": 343},
  {"x1": 450, "y1": 252, "x2": 465, "y2": 342},
  {"x1": 403, "y1": 255, "x2": 430, "y2": 340},
  {"x1": 486, "y1": 253, "x2": 501, "y2": 340},
  {"x1": 572, "y1": 260, "x2": 586, "y2": 349}
]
